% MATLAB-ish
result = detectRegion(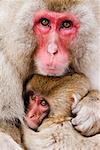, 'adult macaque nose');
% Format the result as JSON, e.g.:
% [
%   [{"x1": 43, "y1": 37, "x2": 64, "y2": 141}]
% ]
[
  {"x1": 48, "y1": 42, "x2": 58, "y2": 55},
  {"x1": 47, "y1": 31, "x2": 58, "y2": 55}
]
